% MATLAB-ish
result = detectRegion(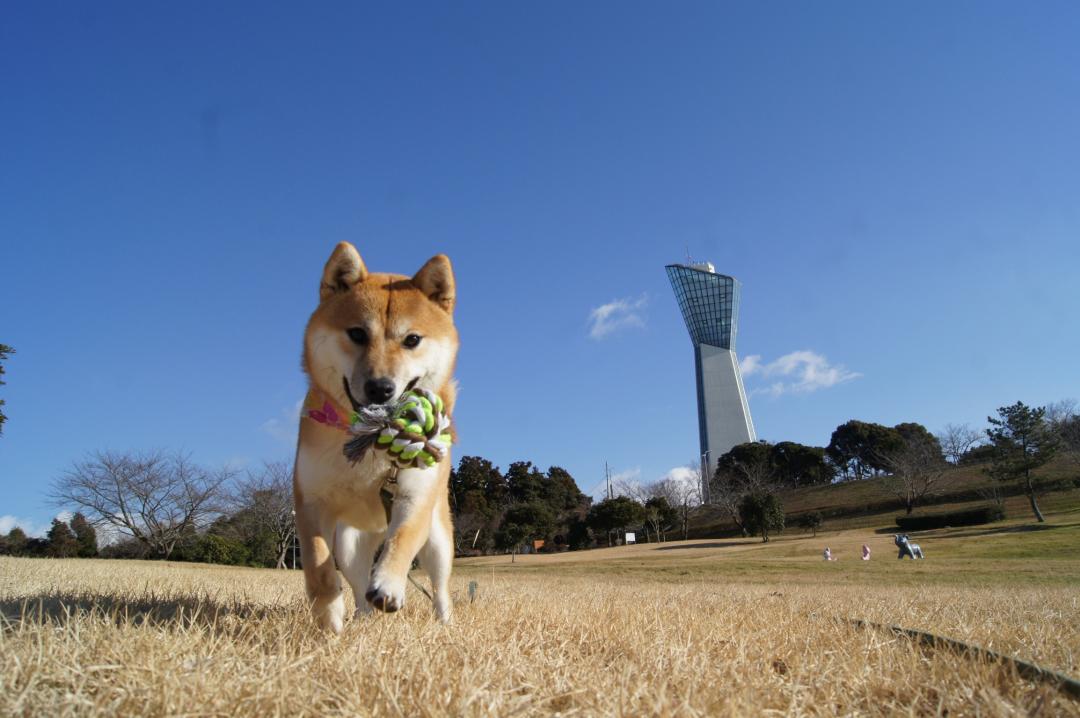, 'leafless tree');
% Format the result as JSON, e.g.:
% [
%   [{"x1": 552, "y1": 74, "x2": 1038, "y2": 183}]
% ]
[
  {"x1": 642, "y1": 503, "x2": 665, "y2": 543},
  {"x1": 614, "y1": 478, "x2": 649, "y2": 503},
  {"x1": 1056, "y1": 417, "x2": 1080, "y2": 469},
  {"x1": 1043, "y1": 400, "x2": 1080, "y2": 469},
  {"x1": 231, "y1": 461, "x2": 296, "y2": 569},
  {"x1": 937, "y1": 423, "x2": 982, "y2": 465},
  {"x1": 1044, "y1": 399, "x2": 1078, "y2": 427},
  {"x1": 875, "y1": 436, "x2": 948, "y2": 515},
  {"x1": 50, "y1": 450, "x2": 233, "y2": 559},
  {"x1": 646, "y1": 466, "x2": 700, "y2": 540},
  {"x1": 610, "y1": 478, "x2": 668, "y2": 542}
]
